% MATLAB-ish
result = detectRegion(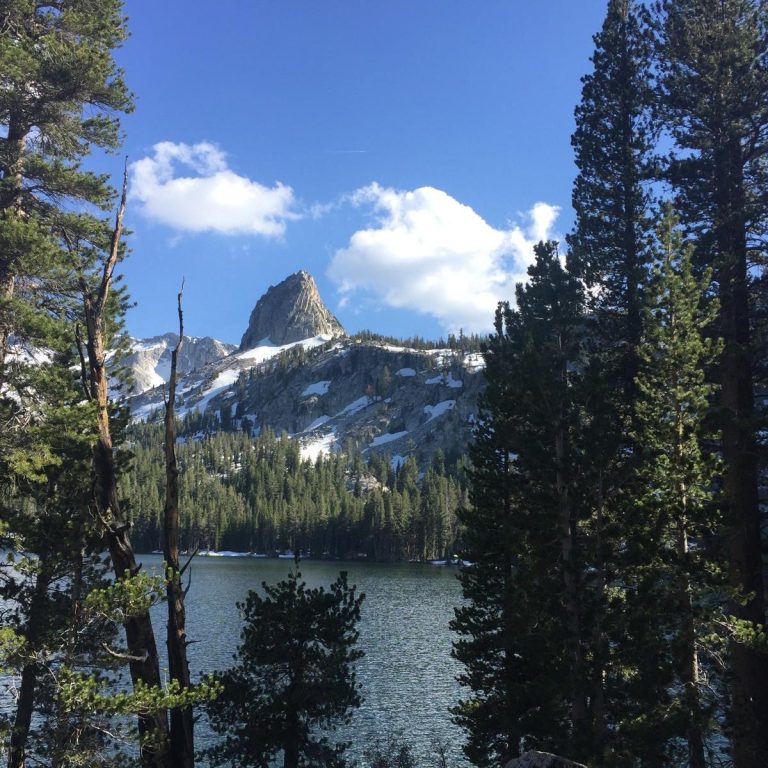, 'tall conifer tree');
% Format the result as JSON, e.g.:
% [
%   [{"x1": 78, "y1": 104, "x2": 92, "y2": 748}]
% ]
[
  {"x1": 658, "y1": 3, "x2": 768, "y2": 764},
  {"x1": 623, "y1": 207, "x2": 726, "y2": 767},
  {"x1": 567, "y1": 4, "x2": 658, "y2": 759},
  {"x1": 0, "y1": 0, "x2": 132, "y2": 369},
  {"x1": 452, "y1": 243, "x2": 587, "y2": 765},
  {"x1": 568, "y1": 0, "x2": 655, "y2": 367}
]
